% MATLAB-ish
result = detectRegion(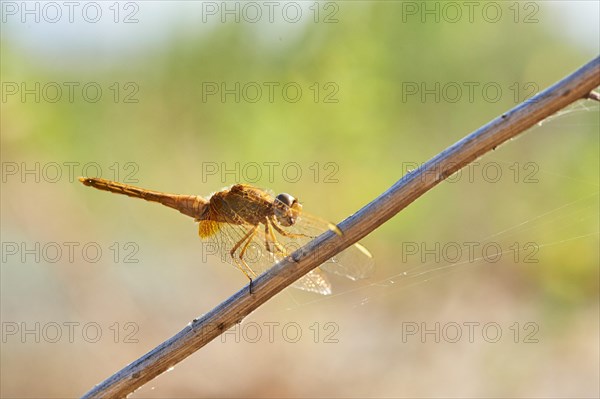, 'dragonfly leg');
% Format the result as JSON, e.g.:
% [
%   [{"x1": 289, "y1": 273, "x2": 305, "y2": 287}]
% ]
[
  {"x1": 264, "y1": 221, "x2": 284, "y2": 255},
  {"x1": 264, "y1": 221, "x2": 272, "y2": 253},
  {"x1": 238, "y1": 228, "x2": 259, "y2": 277},
  {"x1": 265, "y1": 220, "x2": 288, "y2": 257},
  {"x1": 229, "y1": 225, "x2": 259, "y2": 293},
  {"x1": 270, "y1": 215, "x2": 311, "y2": 239}
]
